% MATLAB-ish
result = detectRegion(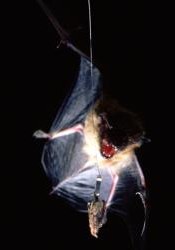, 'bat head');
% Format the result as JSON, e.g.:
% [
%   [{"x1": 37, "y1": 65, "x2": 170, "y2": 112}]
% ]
[{"x1": 96, "y1": 99, "x2": 144, "y2": 157}]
